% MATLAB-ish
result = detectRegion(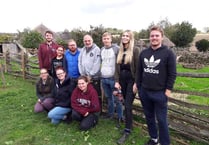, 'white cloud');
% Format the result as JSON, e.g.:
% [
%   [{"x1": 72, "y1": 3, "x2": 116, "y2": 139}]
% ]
[{"x1": 0, "y1": 0, "x2": 209, "y2": 33}]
